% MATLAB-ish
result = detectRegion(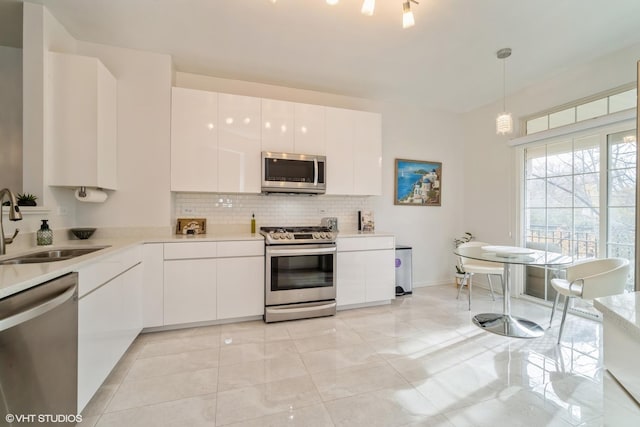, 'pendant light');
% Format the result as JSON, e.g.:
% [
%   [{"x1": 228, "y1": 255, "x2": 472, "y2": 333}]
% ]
[
  {"x1": 496, "y1": 48, "x2": 513, "y2": 135},
  {"x1": 402, "y1": 1, "x2": 417, "y2": 29}
]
